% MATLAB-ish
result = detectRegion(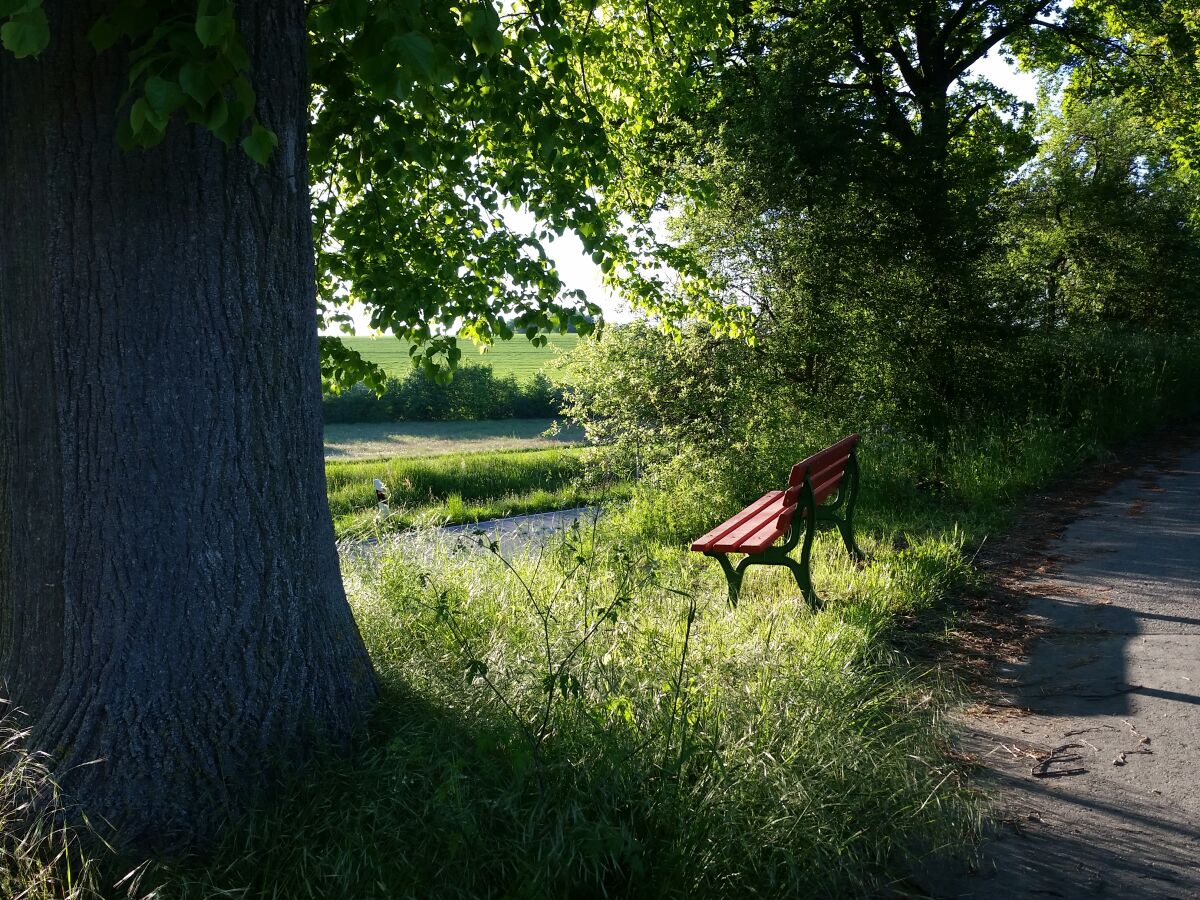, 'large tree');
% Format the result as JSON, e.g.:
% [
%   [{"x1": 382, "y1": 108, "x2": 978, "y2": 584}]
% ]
[
  {"x1": 0, "y1": 0, "x2": 618, "y2": 851},
  {"x1": 0, "y1": 0, "x2": 380, "y2": 851}
]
